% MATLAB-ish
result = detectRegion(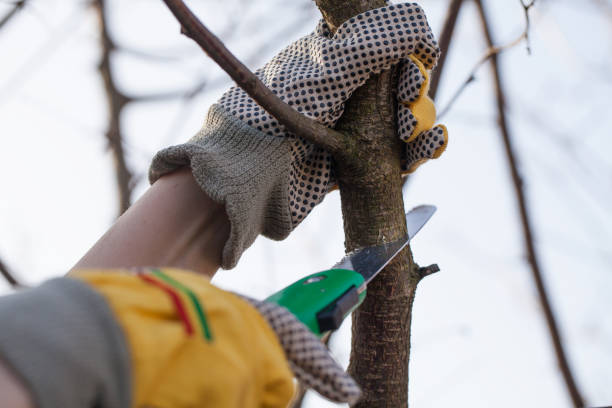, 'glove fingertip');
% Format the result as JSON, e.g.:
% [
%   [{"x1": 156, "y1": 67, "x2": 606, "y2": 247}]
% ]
[
  {"x1": 431, "y1": 124, "x2": 449, "y2": 159},
  {"x1": 397, "y1": 103, "x2": 418, "y2": 143},
  {"x1": 406, "y1": 157, "x2": 428, "y2": 174},
  {"x1": 402, "y1": 124, "x2": 448, "y2": 173}
]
